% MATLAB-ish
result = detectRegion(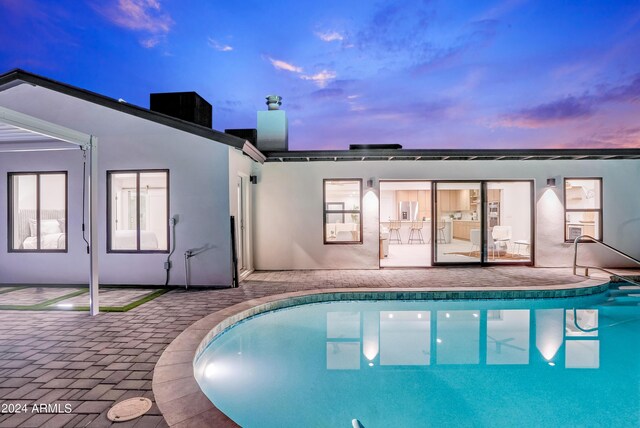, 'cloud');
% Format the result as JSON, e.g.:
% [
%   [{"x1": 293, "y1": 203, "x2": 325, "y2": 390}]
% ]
[
  {"x1": 362, "y1": 100, "x2": 452, "y2": 122},
  {"x1": 554, "y1": 127, "x2": 640, "y2": 149},
  {"x1": 300, "y1": 70, "x2": 337, "y2": 87},
  {"x1": 265, "y1": 56, "x2": 336, "y2": 87},
  {"x1": 316, "y1": 31, "x2": 344, "y2": 42},
  {"x1": 97, "y1": 0, "x2": 173, "y2": 34},
  {"x1": 413, "y1": 19, "x2": 500, "y2": 73},
  {"x1": 140, "y1": 36, "x2": 161, "y2": 48},
  {"x1": 599, "y1": 73, "x2": 640, "y2": 103},
  {"x1": 357, "y1": 1, "x2": 434, "y2": 56},
  {"x1": 354, "y1": 2, "x2": 500, "y2": 73},
  {"x1": 208, "y1": 38, "x2": 233, "y2": 52},
  {"x1": 310, "y1": 88, "x2": 344, "y2": 99},
  {"x1": 501, "y1": 96, "x2": 594, "y2": 128},
  {"x1": 499, "y1": 73, "x2": 640, "y2": 128},
  {"x1": 267, "y1": 56, "x2": 303, "y2": 73}
]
